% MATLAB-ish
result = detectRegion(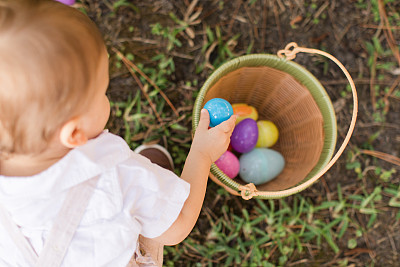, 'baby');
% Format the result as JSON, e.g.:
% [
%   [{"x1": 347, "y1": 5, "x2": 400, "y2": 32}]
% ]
[{"x1": 0, "y1": 0, "x2": 236, "y2": 266}]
